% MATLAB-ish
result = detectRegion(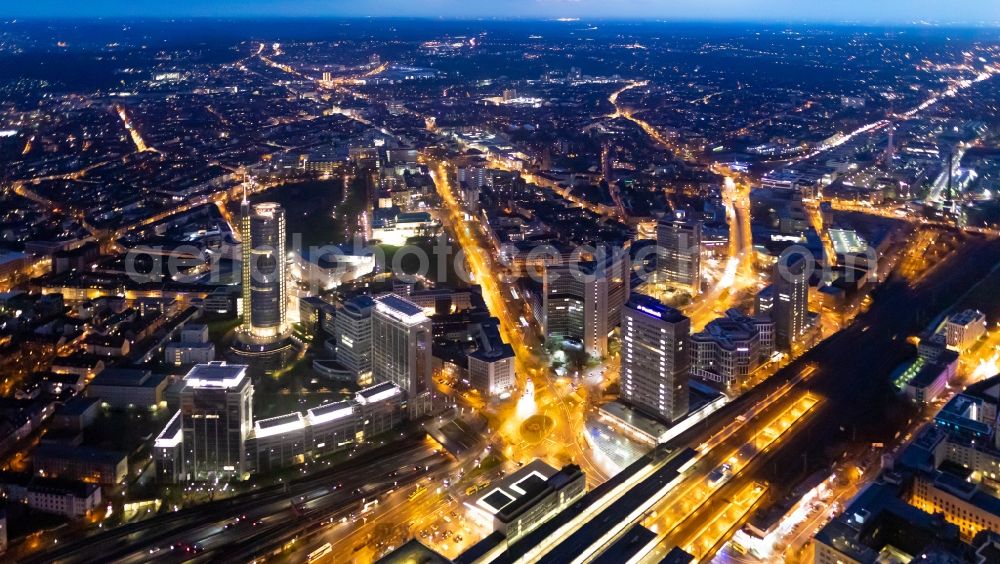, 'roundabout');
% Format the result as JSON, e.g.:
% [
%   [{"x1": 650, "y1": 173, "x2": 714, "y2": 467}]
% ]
[{"x1": 519, "y1": 414, "x2": 555, "y2": 444}]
